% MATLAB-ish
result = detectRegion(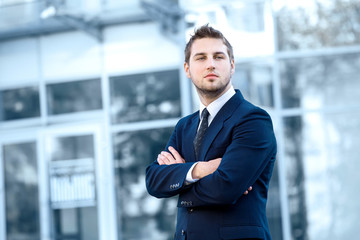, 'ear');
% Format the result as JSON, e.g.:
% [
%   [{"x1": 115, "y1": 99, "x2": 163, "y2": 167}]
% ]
[
  {"x1": 184, "y1": 62, "x2": 191, "y2": 78},
  {"x1": 230, "y1": 59, "x2": 235, "y2": 76}
]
